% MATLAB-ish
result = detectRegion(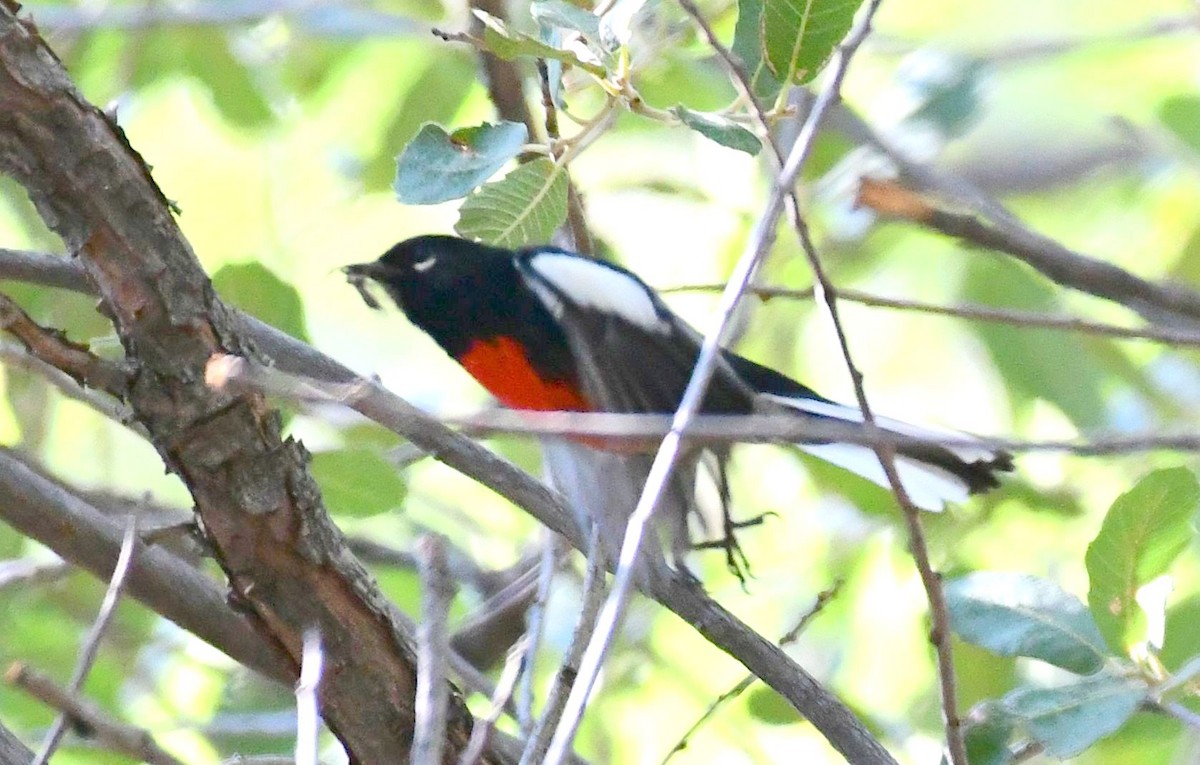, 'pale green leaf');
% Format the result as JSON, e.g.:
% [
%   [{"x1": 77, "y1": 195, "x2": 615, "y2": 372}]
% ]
[
  {"x1": 311, "y1": 448, "x2": 406, "y2": 518},
  {"x1": 946, "y1": 572, "x2": 1109, "y2": 675},
  {"x1": 475, "y1": 11, "x2": 606, "y2": 77},
  {"x1": 732, "y1": 0, "x2": 782, "y2": 103},
  {"x1": 1003, "y1": 673, "x2": 1144, "y2": 758},
  {"x1": 456, "y1": 158, "x2": 568, "y2": 248},
  {"x1": 672, "y1": 106, "x2": 762, "y2": 155},
  {"x1": 761, "y1": 0, "x2": 864, "y2": 85},
  {"x1": 393, "y1": 121, "x2": 528, "y2": 205},
  {"x1": 1086, "y1": 467, "x2": 1200, "y2": 655}
]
